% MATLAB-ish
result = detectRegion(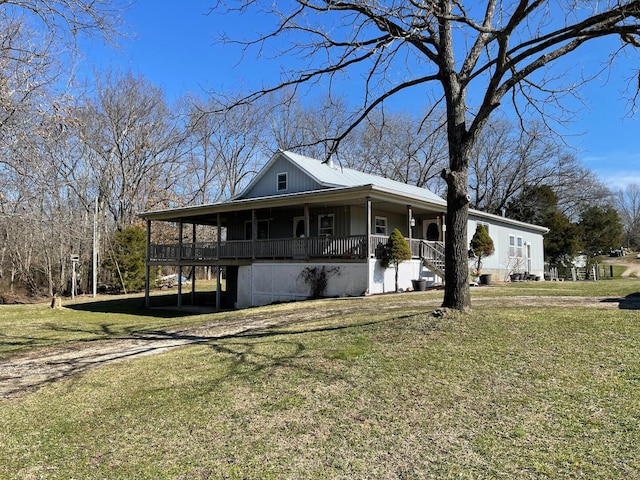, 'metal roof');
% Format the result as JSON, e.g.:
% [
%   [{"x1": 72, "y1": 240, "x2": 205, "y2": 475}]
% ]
[{"x1": 235, "y1": 150, "x2": 446, "y2": 205}]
